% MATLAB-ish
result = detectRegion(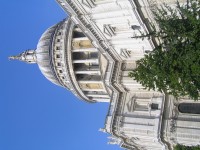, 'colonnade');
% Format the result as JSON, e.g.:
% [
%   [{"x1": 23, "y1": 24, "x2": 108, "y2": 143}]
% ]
[{"x1": 70, "y1": 27, "x2": 110, "y2": 102}]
